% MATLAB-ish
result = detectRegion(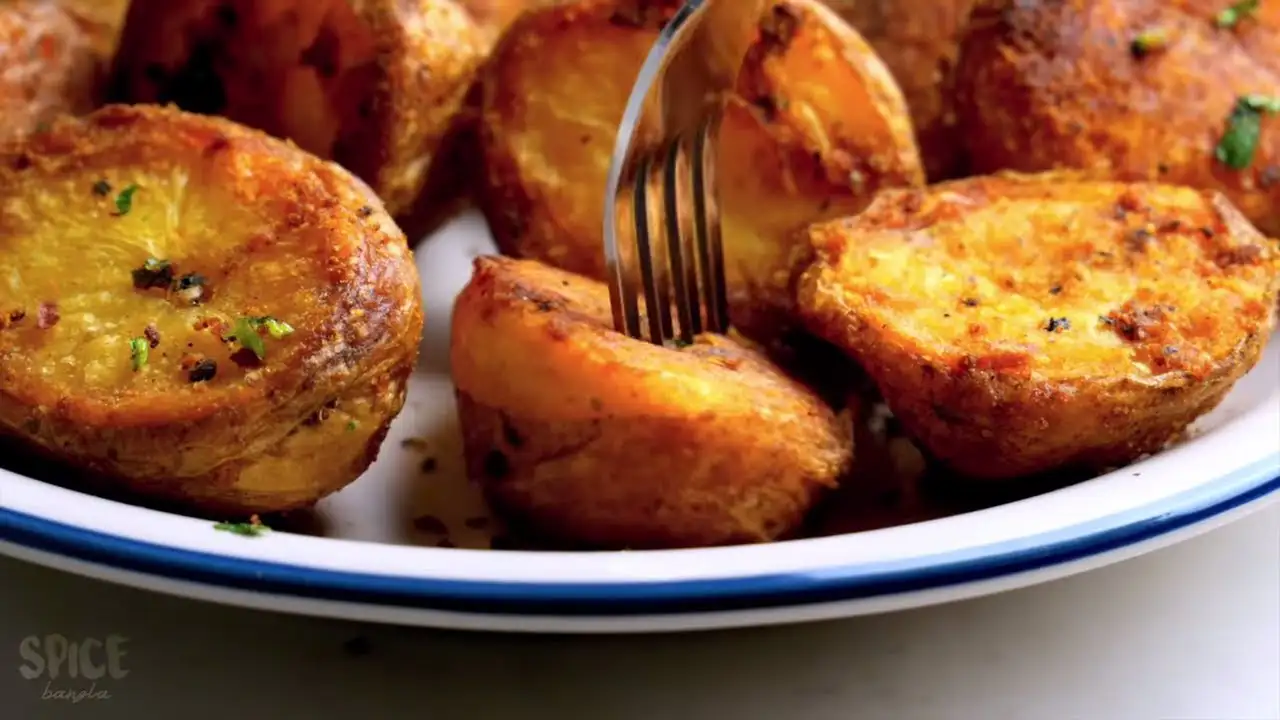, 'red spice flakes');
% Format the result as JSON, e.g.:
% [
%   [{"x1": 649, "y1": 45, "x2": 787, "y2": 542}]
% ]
[
  {"x1": 36, "y1": 302, "x2": 58, "y2": 329},
  {"x1": 144, "y1": 324, "x2": 161, "y2": 348}
]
